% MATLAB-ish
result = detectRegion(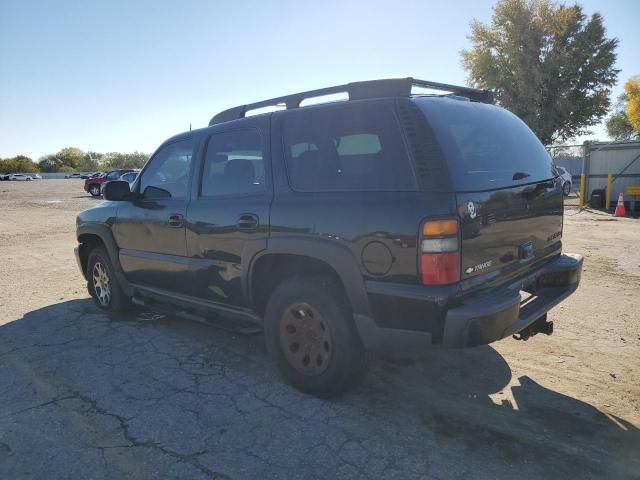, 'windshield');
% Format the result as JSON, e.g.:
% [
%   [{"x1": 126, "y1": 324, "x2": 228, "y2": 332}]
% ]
[{"x1": 416, "y1": 98, "x2": 555, "y2": 191}]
